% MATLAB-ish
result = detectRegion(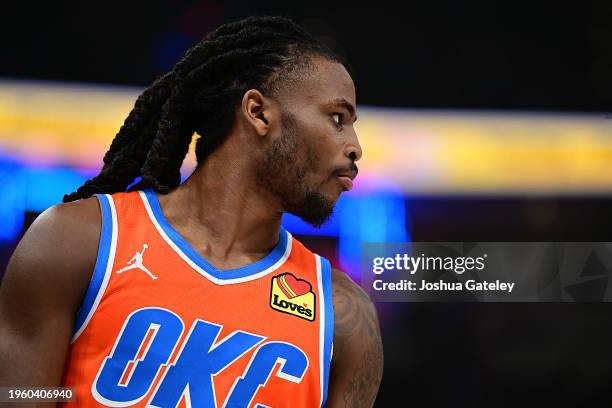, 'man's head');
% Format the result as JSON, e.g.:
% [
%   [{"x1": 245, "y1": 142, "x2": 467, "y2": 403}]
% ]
[
  {"x1": 64, "y1": 16, "x2": 361, "y2": 226},
  {"x1": 245, "y1": 56, "x2": 360, "y2": 226}
]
